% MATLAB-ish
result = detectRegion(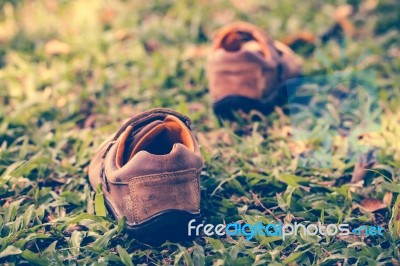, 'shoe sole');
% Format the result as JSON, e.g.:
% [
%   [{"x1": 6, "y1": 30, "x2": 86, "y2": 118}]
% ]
[
  {"x1": 102, "y1": 194, "x2": 201, "y2": 245},
  {"x1": 126, "y1": 209, "x2": 201, "y2": 244},
  {"x1": 212, "y1": 95, "x2": 274, "y2": 119},
  {"x1": 211, "y1": 79, "x2": 303, "y2": 119}
]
